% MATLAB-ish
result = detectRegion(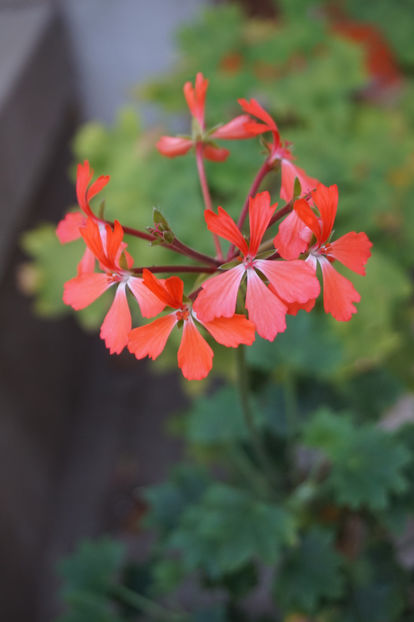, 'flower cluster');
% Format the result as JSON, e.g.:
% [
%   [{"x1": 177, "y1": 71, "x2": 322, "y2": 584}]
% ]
[{"x1": 59, "y1": 73, "x2": 372, "y2": 380}]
